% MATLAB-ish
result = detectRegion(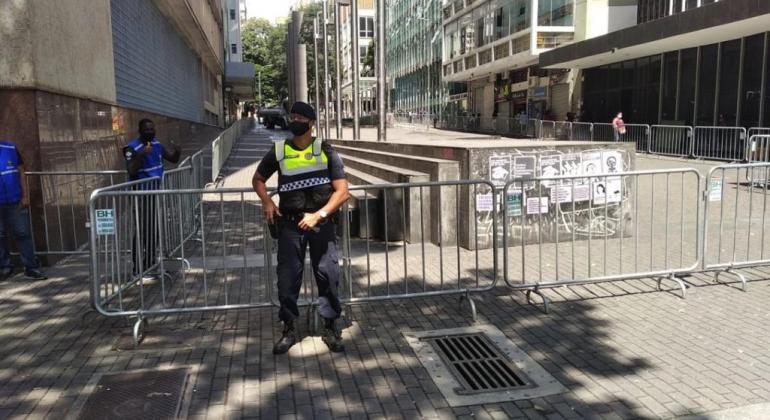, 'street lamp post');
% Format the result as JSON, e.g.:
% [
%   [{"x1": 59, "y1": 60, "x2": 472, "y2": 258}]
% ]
[
  {"x1": 351, "y1": 0, "x2": 360, "y2": 140},
  {"x1": 322, "y1": 0, "x2": 331, "y2": 139},
  {"x1": 376, "y1": 0, "x2": 386, "y2": 141},
  {"x1": 314, "y1": 15, "x2": 322, "y2": 136},
  {"x1": 334, "y1": 1, "x2": 344, "y2": 139}
]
